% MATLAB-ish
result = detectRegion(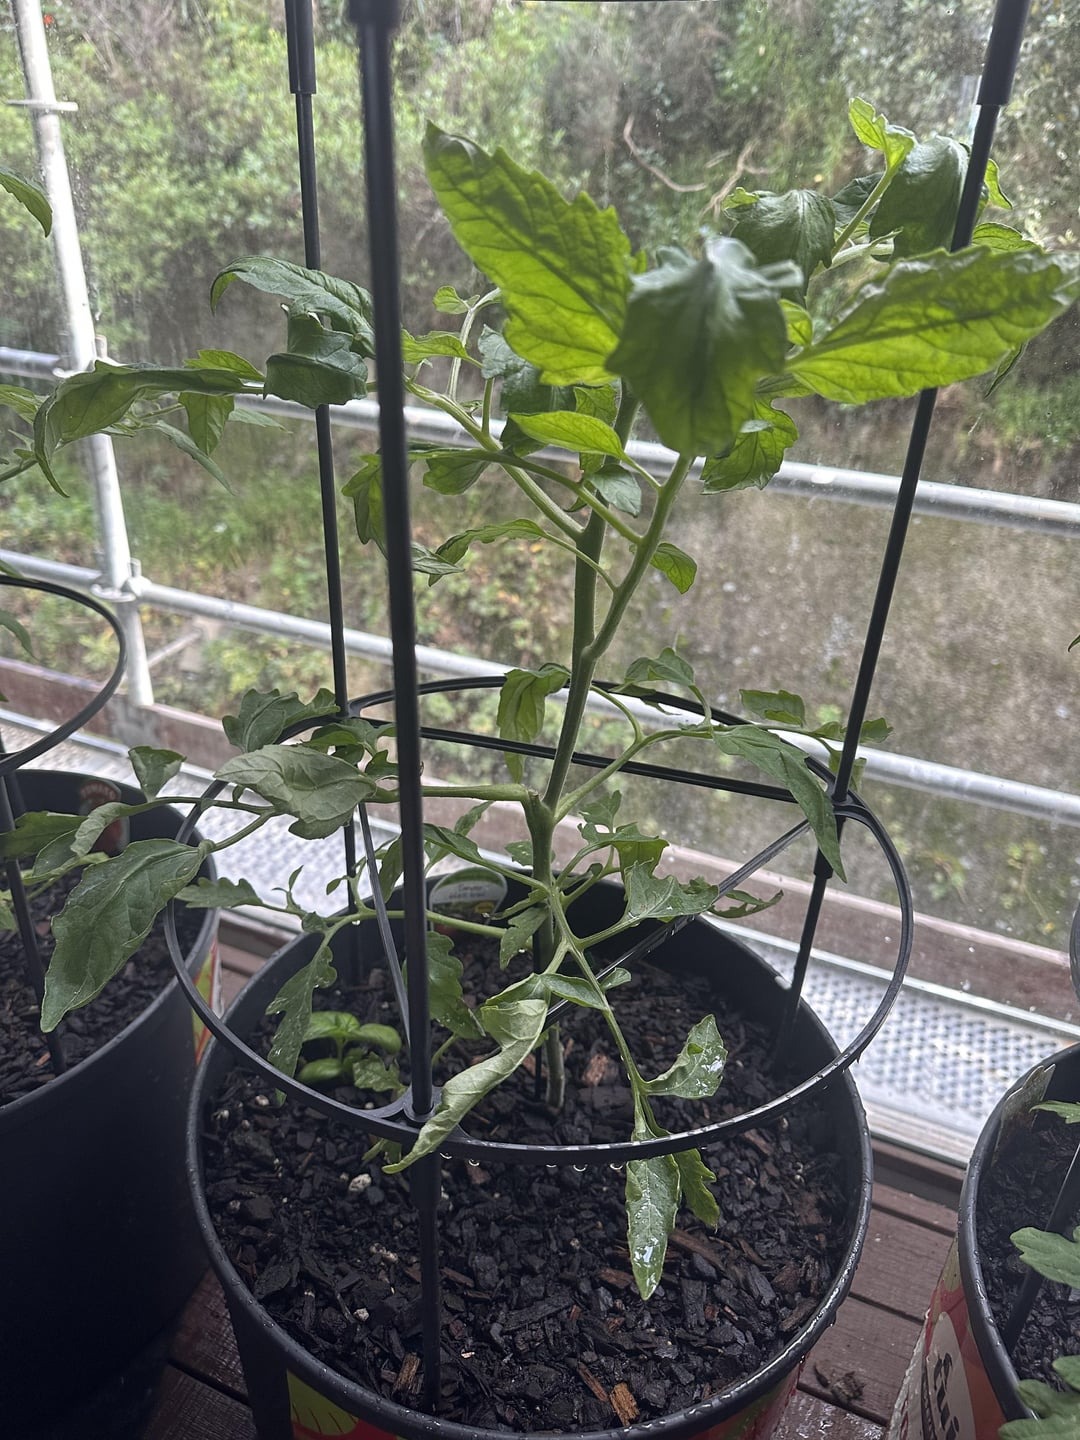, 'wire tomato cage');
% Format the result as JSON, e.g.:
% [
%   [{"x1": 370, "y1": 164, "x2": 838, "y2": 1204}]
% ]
[{"x1": 160, "y1": 0, "x2": 1069, "y2": 1414}]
